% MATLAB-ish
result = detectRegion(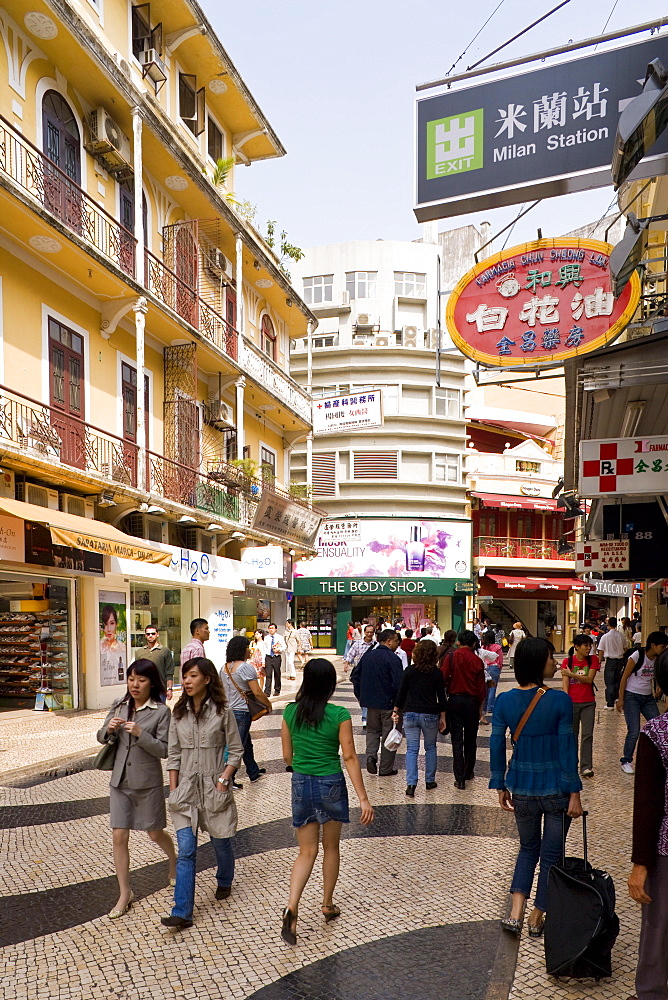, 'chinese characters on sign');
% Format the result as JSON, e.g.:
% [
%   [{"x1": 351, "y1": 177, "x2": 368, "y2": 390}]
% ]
[
  {"x1": 252, "y1": 493, "x2": 322, "y2": 547},
  {"x1": 580, "y1": 436, "x2": 668, "y2": 497},
  {"x1": 320, "y1": 520, "x2": 361, "y2": 541},
  {"x1": 575, "y1": 540, "x2": 630, "y2": 574},
  {"x1": 312, "y1": 391, "x2": 383, "y2": 435},
  {"x1": 447, "y1": 239, "x2": 640, "y2": 368}
]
